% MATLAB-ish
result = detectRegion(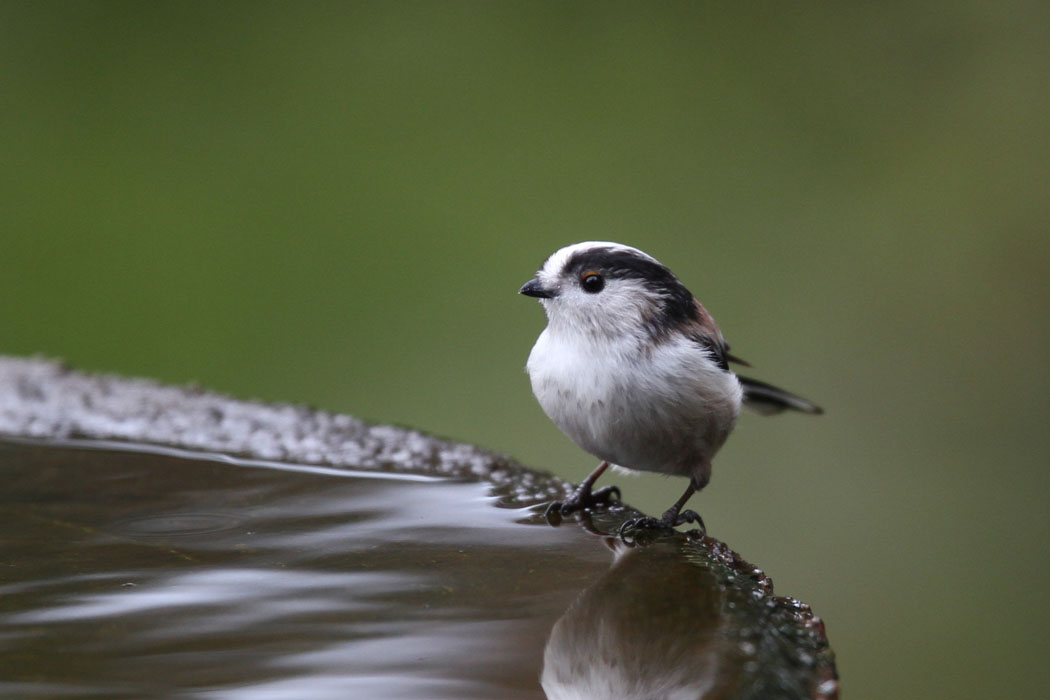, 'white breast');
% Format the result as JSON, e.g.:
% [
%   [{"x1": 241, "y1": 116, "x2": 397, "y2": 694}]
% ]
[{"x1": 526, "y1": 327, "x2": 742, "y2": 481}]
